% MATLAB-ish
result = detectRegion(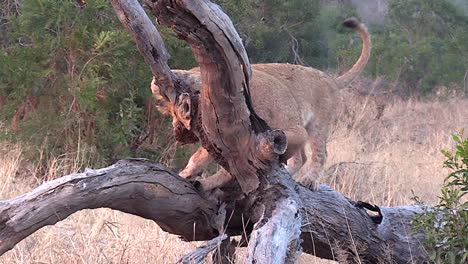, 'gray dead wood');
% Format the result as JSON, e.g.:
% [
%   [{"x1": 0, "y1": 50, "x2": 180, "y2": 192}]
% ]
[
  {"x1": 0, "y1": 161, "x2": 430, "y2": 262},
  {"x1": 0, "y1": 159, "x2": 218, "y2": 256},
  {"x1": 109, "y1": 0, "x2": 187, "y2": 104},
  {"x1": 177, "y1": 234, "x2": 228, "y2": 264},
  {"x1": 298, "y1": 185, "x2": 428, "y2": 263},
  {"x1": 238, "y1": 166, "x2": 305, "y2": 264}
]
